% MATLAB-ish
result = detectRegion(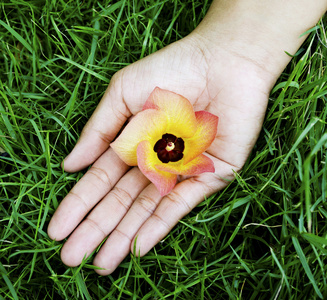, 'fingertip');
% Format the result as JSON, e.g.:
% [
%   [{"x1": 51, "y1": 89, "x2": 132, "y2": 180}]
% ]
[
  {"x1": 60, "y1": 137, "x2": 108, "y2": 173},
  {"x1": 130, "y1": 236, "x2": 149, "y2": 258},
  {"x1": 94, "y1": 268, "x2": 113, "y2": 276},
  {"x1": 93, "y1": 250, "x2": 124, "y2": 276},
  {"x1": 93, "y1": 257, "x2": 115, "y2": 276},
  {"x1": 47, "y1": 217, "x2": 66, "y2": 242},
  {"x1": 47, "y1": 227, "x2": 57, "y2": 241},
  {"x1": 61, "y1": 151, "x2": 83, "y2": 173},
  {"x1": 60, "y1": 244, "x2": 82, "y2": 268},
  {"x1": 47, "y1": 217, "x2": 59, "y2": 241}
]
